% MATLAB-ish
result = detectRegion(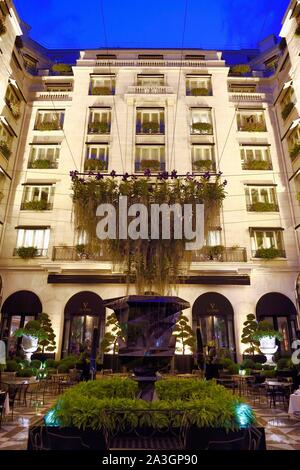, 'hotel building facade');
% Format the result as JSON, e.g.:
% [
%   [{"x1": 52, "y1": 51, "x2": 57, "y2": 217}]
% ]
[{"x1": 1, "y1": 0, "x2": 300, "y2": 366}]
